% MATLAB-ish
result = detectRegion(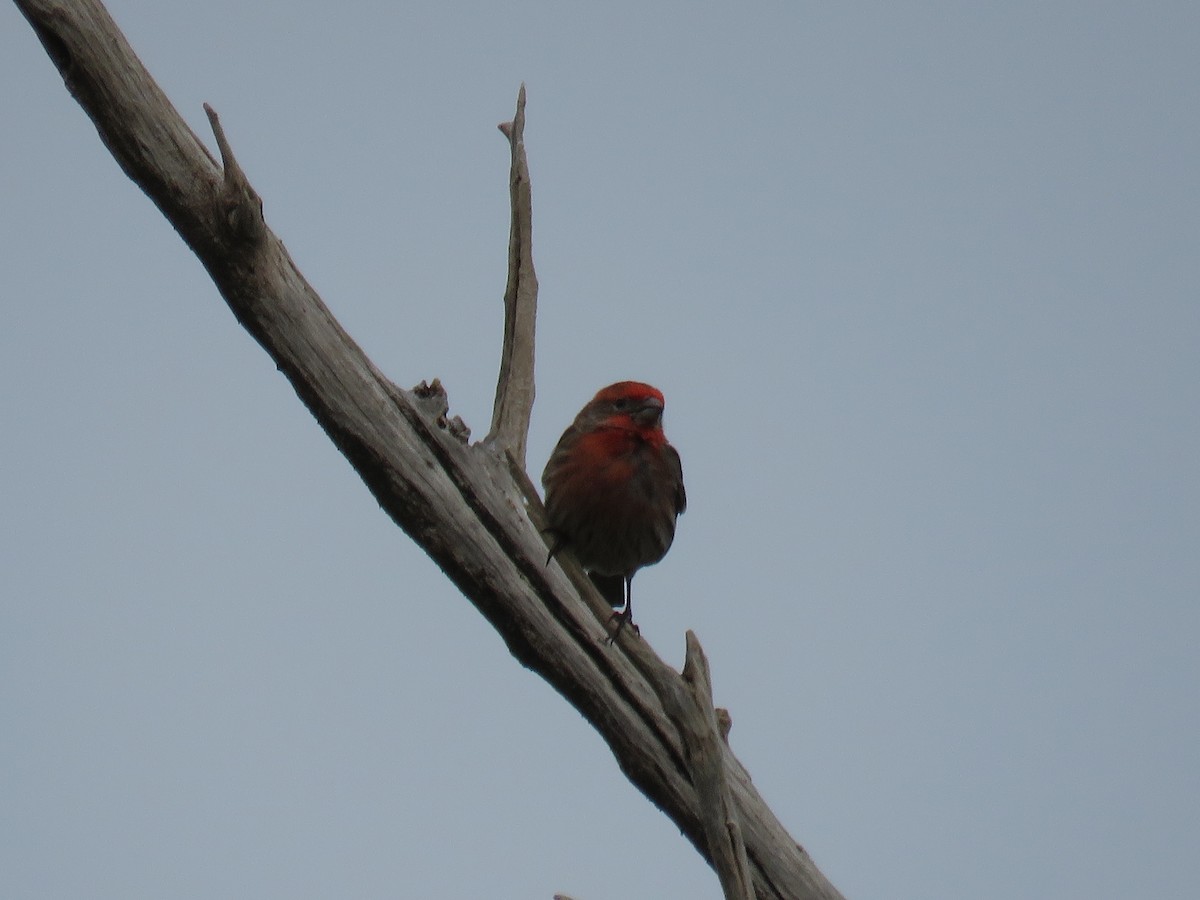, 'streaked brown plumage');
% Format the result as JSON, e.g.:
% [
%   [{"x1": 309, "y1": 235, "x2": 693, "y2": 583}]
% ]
[{"x1": 542, "y1": 381, "x2": 686, "y2": 640}]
